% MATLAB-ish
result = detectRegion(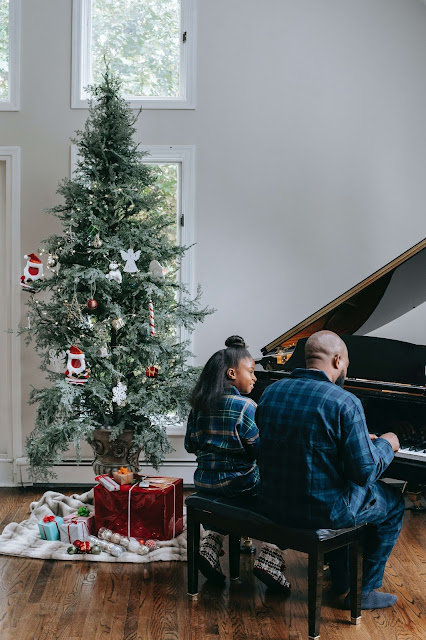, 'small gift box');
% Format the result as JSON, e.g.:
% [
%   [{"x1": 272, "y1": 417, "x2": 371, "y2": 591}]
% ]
[
  {"x1": 38, "y1": 515, "x2": 64, "y2": 541},
  {"x1": 95, "y1": 474, "x2": 120, "y2": 491},
  {"x1": 62, "y1": 508, "x2": 95, "y2": 537},
  {"x1": 112, "y1": 466, "x2": 134, "y2": 485},
  {"x1": 60, "y1": 515, "x2": 93, "y2": 544}
]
